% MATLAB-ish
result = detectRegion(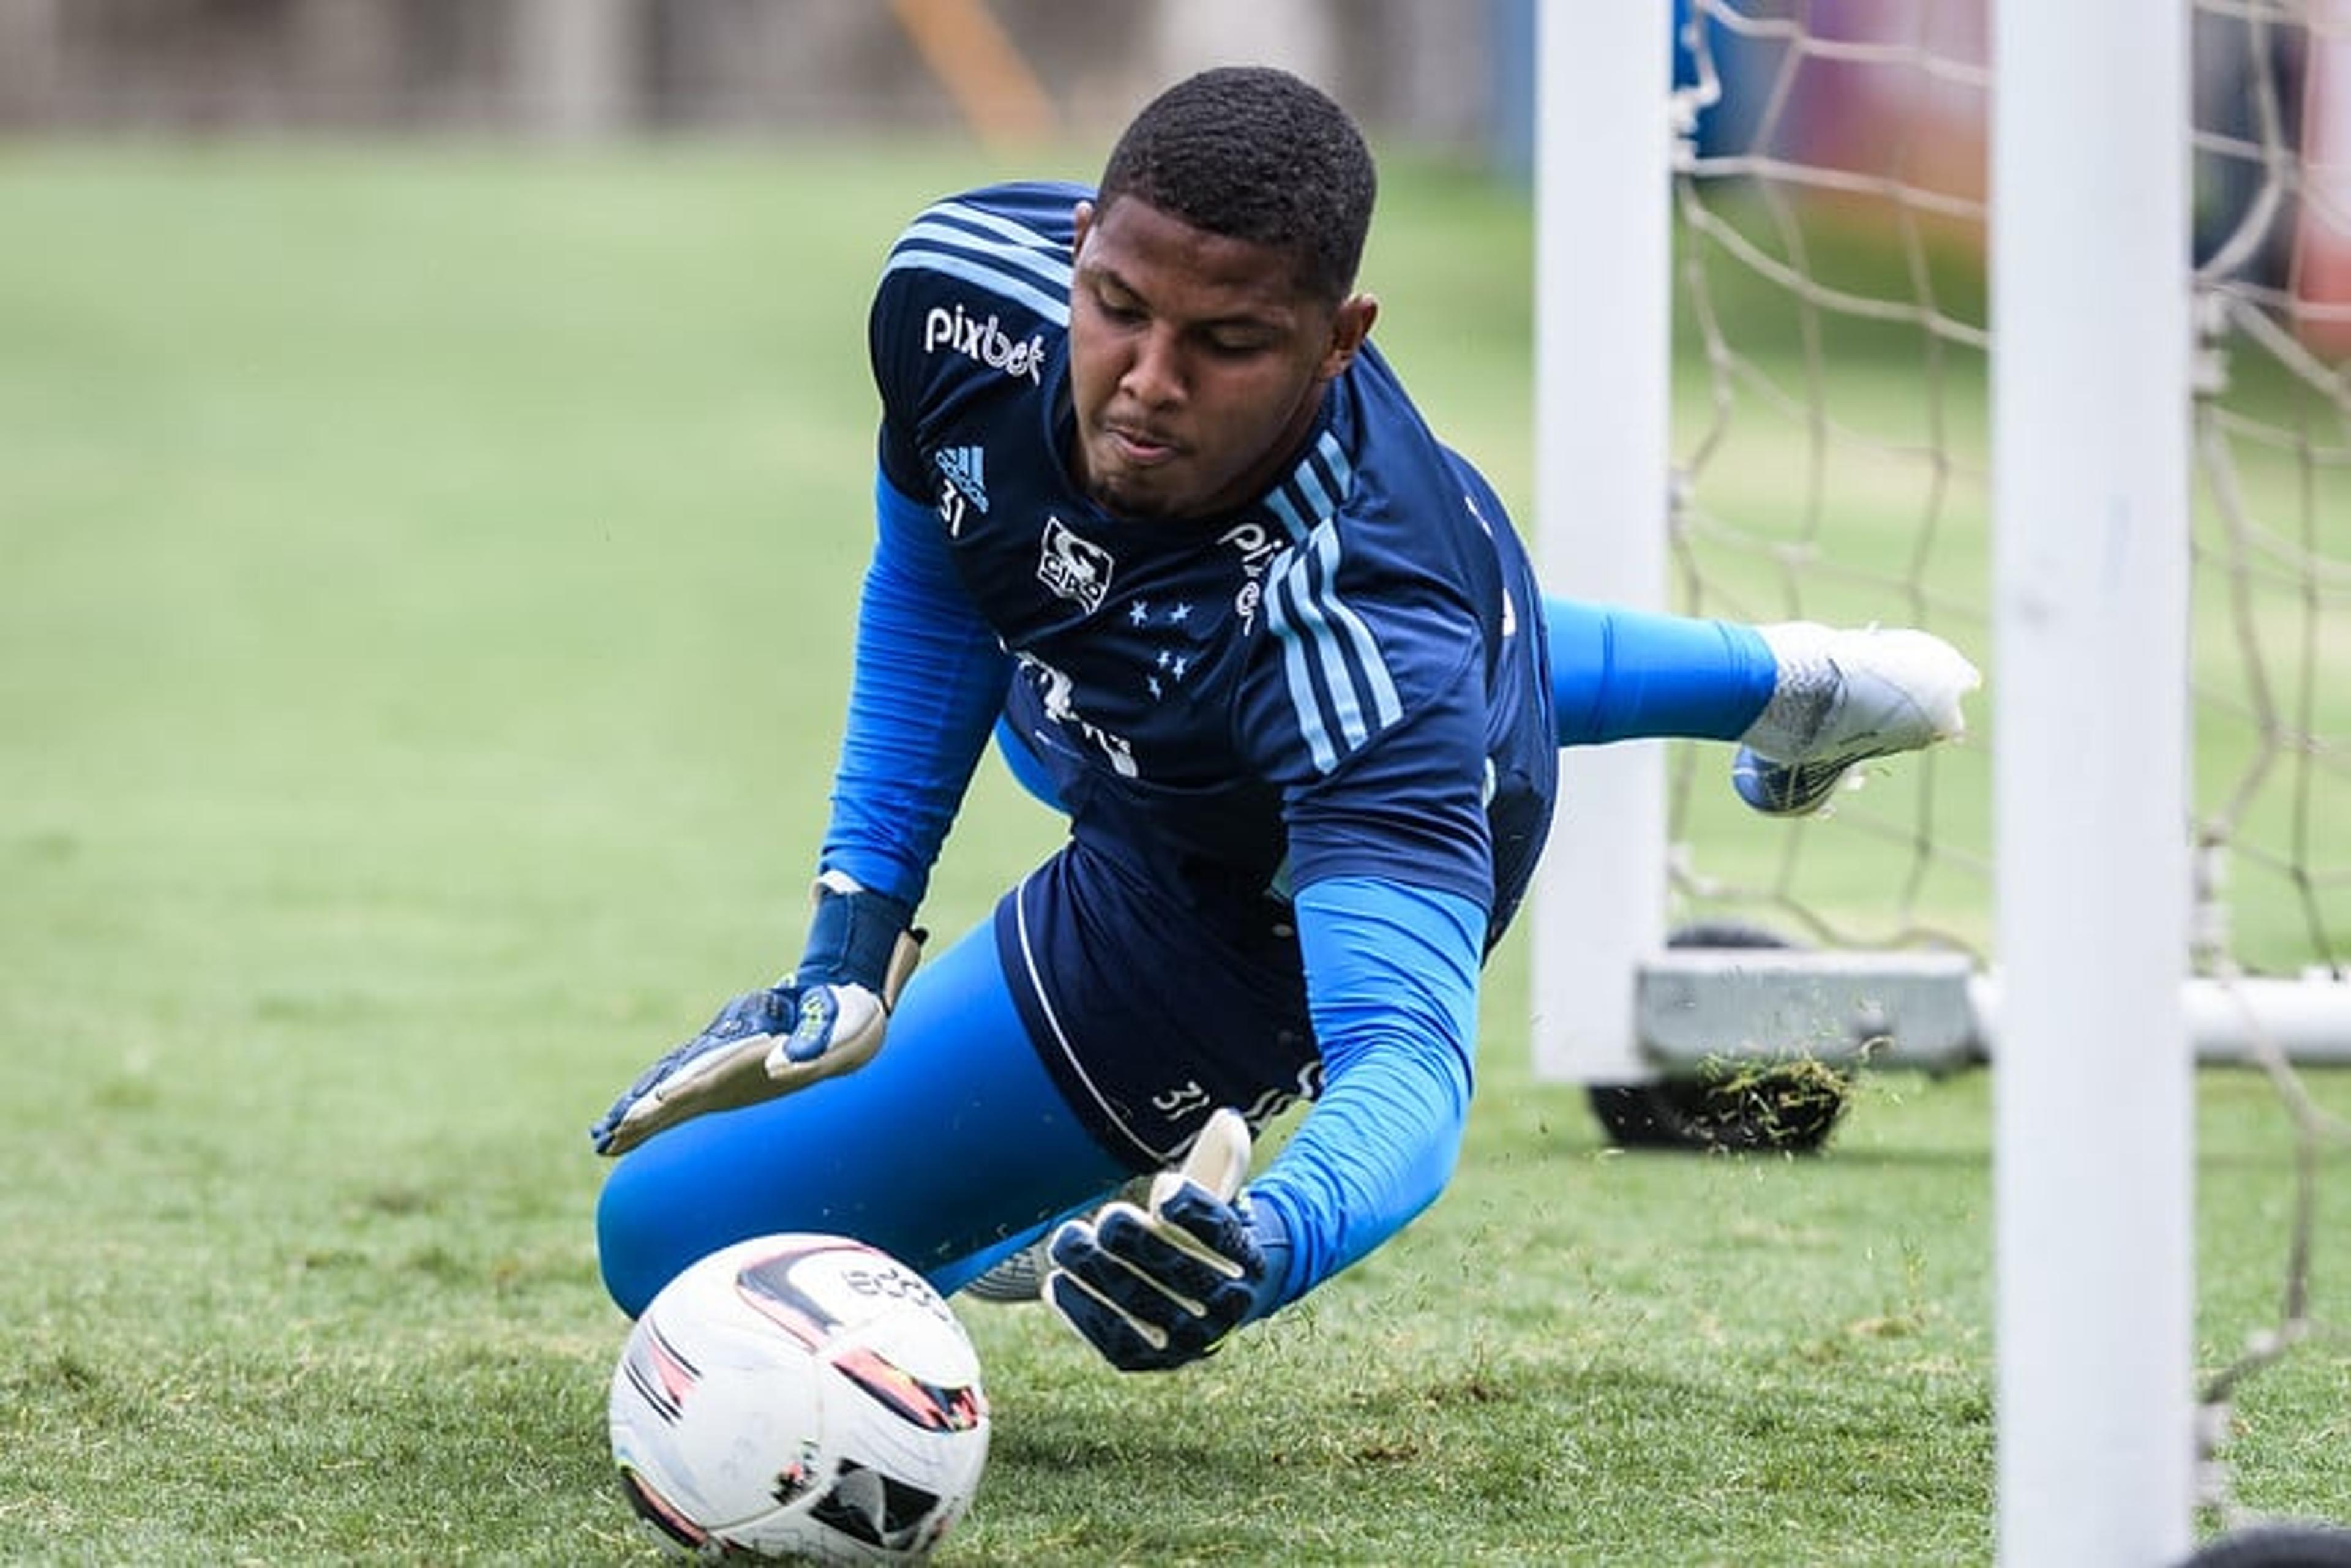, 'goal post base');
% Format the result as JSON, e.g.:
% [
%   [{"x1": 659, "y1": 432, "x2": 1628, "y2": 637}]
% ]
[
  {"x1": 1605, "y1": 953, "x2": 2351, "y2": 1078},
  {"x1": 1635, "y1": 948, "x2": 1981, "y2": 1075}
]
